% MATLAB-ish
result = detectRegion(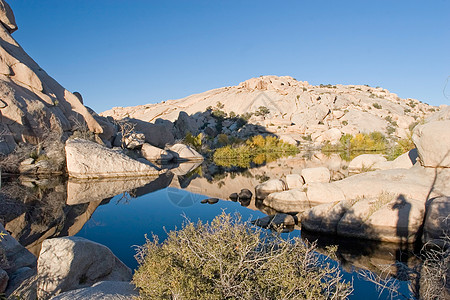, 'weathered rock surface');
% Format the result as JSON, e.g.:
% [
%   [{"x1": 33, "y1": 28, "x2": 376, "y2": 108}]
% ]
[
  {"x1": 51, "y1": 281, "x2": 139, "y2": 300},
  {"x1": 413, "y1": 120, "x2": 450, "y2": 168},
  {"x1": 348, "y1": 154, "x2": 387, "y2": 172},
  {"x1": 168, "y1": 143, "x2": 203, "y2": 161},
  {"x1": 284, "y1": 174, "x2": 304, "y2": 190},
  {"x1": 102, "y1": 76, "x2": 436, "y2": 144},
  {"x1": 301, "y1": 167, "x2": 330, "y2": 183},
  {"x1": 0, "y1": 4, "x2": 110, "y2": 154},
  {"x1": 422, "y1": 196, "x2": 450, "y2": 246},
  {"x1": 263, "y1": 189, "x2": 311, "y2": 213},
  {"x1": 37, "y1": 237, "x2": 132, "y2": 299},
  {"x1": 302, "y1": 195, "x2": 426, "y2": 243},
  {"x1": 65, "y1": 138, "x2": 161, "y2": 178},
  {"x1": 141, "y1": 143, "x2": 173, "y2": 162},
  {"x1": 255, "y1": 179, "x2": 286, "y2": 200}
]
